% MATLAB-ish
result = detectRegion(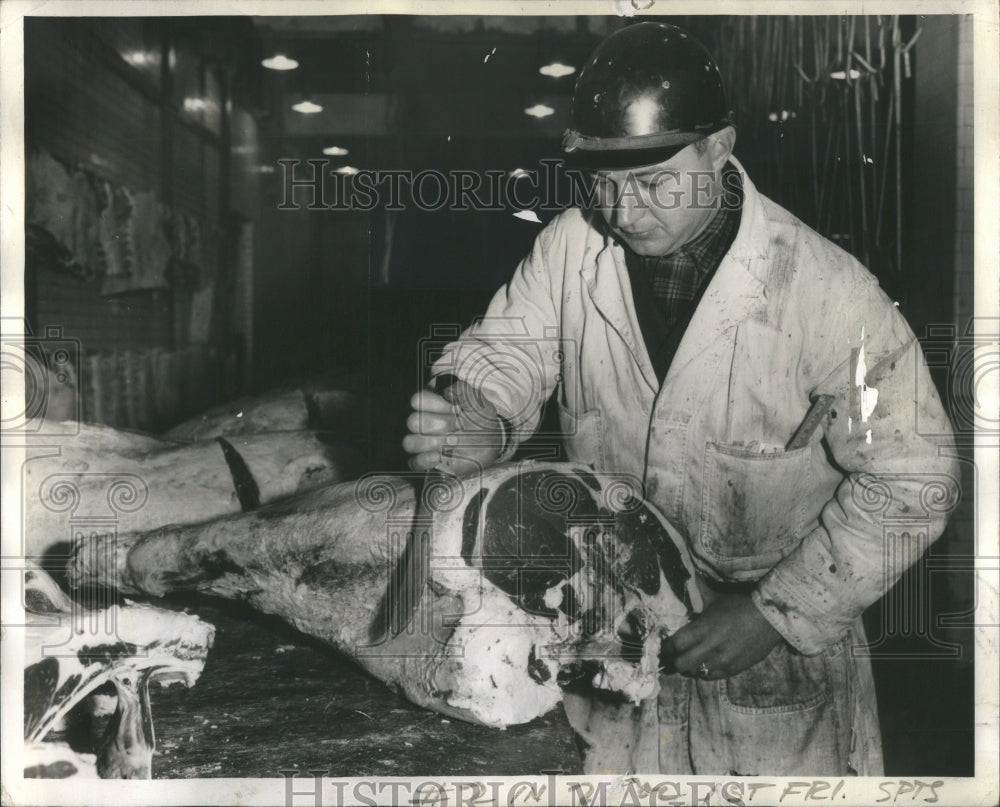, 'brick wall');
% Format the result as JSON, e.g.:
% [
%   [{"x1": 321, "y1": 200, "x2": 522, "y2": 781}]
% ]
[{"x1": 24, "y1": 18, "x2": 245, "y2": 431}]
